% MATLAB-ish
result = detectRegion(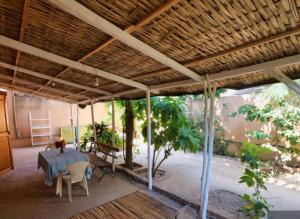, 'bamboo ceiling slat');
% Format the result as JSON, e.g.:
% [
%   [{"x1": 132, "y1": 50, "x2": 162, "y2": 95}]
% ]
[
  {"x1": 12, "y1": 0, "x2": 30, "y2": 85},
  {"x1": 41, "y1": 0, "x2": 181, "y2": 96},
  {"x1": 0, "y1": 0, "x2": 300, "y2": 102}
]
